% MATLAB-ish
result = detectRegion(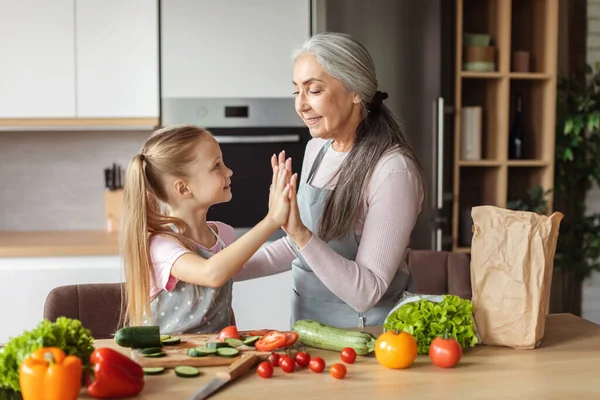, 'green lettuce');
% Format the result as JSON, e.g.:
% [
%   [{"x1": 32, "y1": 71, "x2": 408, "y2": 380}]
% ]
[
  {"x1": 0, "y1": 317, "x2": 94, "y2": 392},
  {"x1": 383, "y1": 294, "x2": 479, "y2": 355}
]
